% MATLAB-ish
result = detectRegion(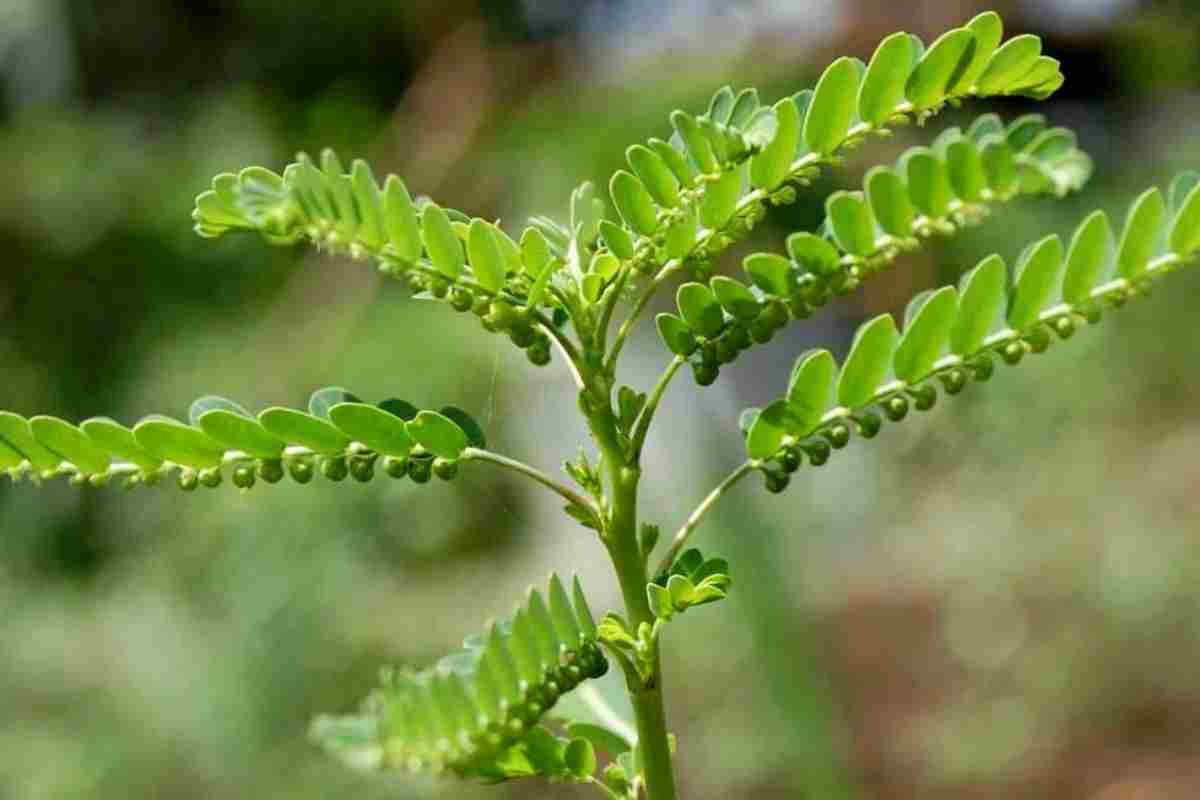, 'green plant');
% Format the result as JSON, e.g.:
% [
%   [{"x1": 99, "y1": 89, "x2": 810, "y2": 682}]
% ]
[{"x1": 3, "y1": 11, "x2": 1199, "y2": 798}]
